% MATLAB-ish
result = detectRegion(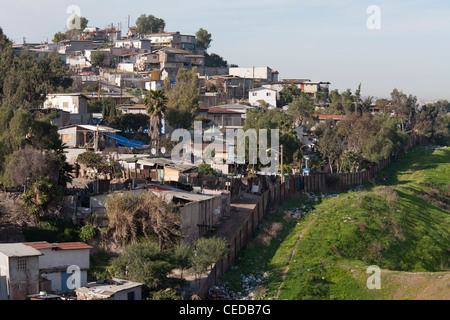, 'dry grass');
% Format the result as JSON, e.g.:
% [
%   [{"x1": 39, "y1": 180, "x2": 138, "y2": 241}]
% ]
[
  {"x1": 247, "y1": 221, "x2": 283, "y2": 249},
  {"x1": 105, "y1": 190, "x2": 180, "y2": 248},
  {"x1": 374, "y1": 186, "x2": 398, "y2": 205}
]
